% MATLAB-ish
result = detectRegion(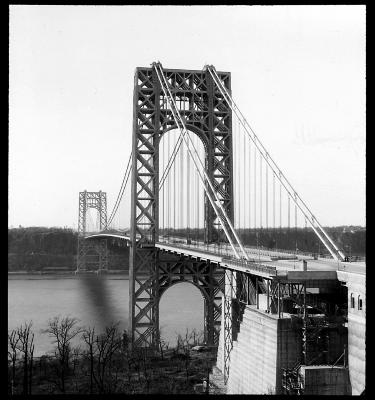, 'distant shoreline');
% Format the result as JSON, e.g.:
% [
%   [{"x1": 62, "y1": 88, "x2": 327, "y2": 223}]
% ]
[{"x1": 8, "y1": 270, "x2": 130, "y2": 279}]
